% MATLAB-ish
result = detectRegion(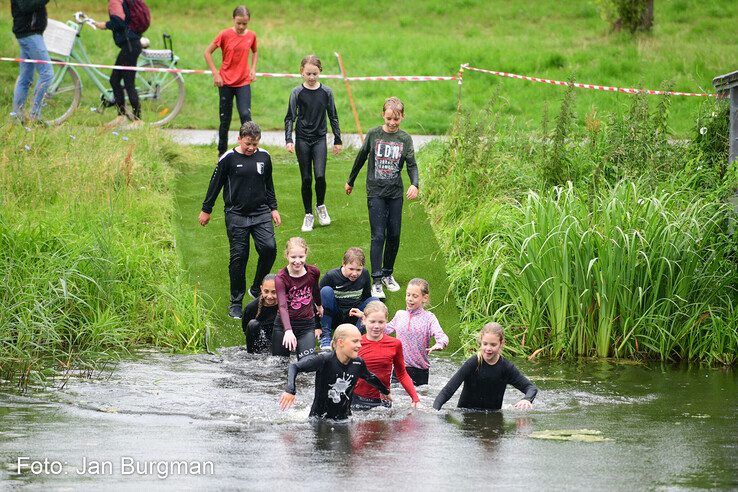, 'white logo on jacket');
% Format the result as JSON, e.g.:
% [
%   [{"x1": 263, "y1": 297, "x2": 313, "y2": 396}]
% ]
[{"x1": 256, "y1": 162, "x2": 265, "y2": 174}]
